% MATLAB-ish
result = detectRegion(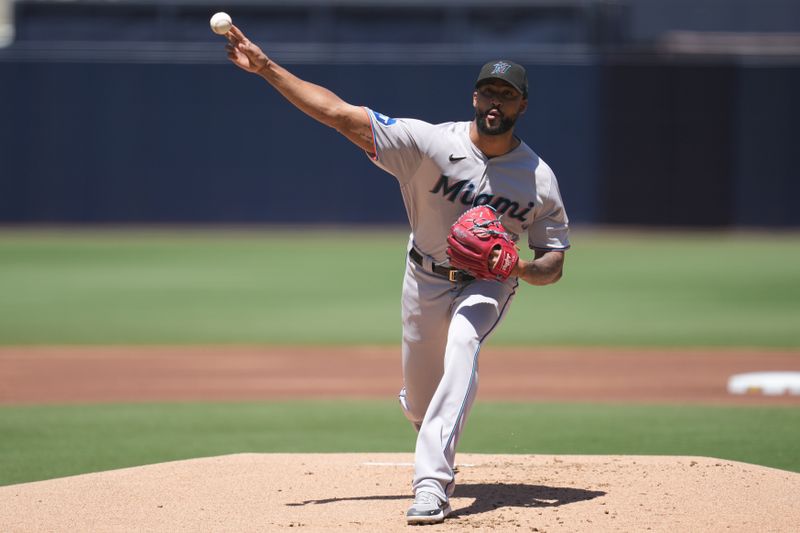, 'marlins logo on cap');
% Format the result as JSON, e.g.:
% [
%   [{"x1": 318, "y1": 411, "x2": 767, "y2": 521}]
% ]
[
  {"x1": 490, "y1": 62, "x2": 512, "y2": 75},
  {"x1": 476, "y1": 59, "x2": 528, "y2": 98}
]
